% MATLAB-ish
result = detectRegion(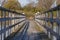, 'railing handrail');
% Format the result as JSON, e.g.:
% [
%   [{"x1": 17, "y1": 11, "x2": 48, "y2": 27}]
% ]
[
  {"x1": 35, "y1": 4, "x2": 60, "y2": 40},
  {"x1": 0, "y1": 6, "x2": 25, "y2": 15},
  {"x1": 36, "y1": 18, "x2": 60, "y2": 24},
  {"x1": 43, "y1": 5, "x2": 60, "y2": 13},
  {"x1": 0, "y1": 17, "x2": 25, "y2": 22}
]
